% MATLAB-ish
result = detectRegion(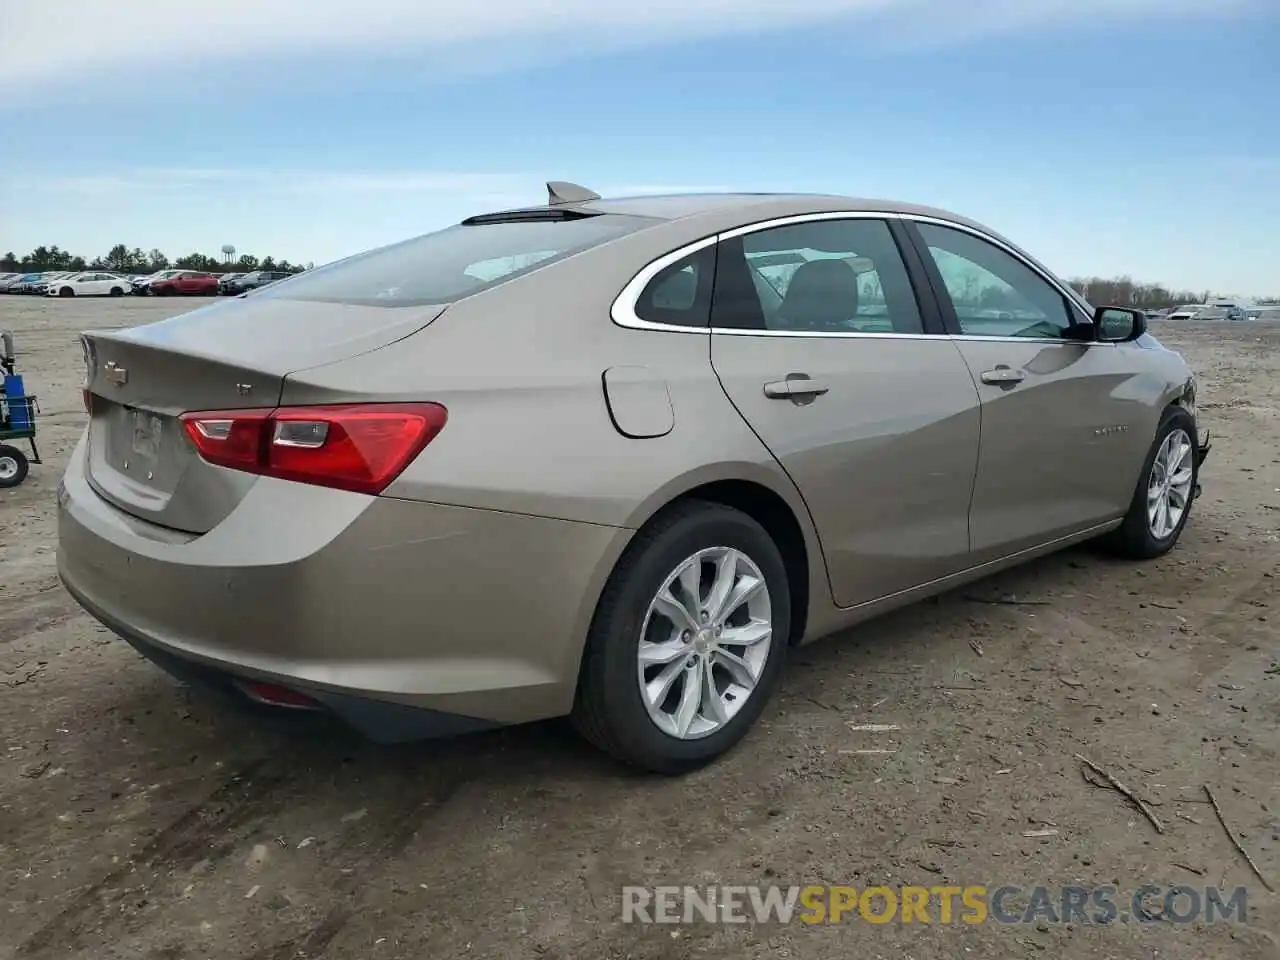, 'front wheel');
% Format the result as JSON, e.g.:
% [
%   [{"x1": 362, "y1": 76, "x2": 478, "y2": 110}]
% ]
[
  {"x1": 1103, "y1": 406, "x2": 1199, "y2": 559},
  {"x1": 573, "y1": 501, "x2": 791, "y2": 774},
  {"x1": 0, "y1": 444, "x2": 30, "y2": 488},
  {"x1": 59, "y1": 286, "x2": 74, "y2": 297},
  {"x1": 109, "y1": 286, "x2": 124, "y2": 296}
]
